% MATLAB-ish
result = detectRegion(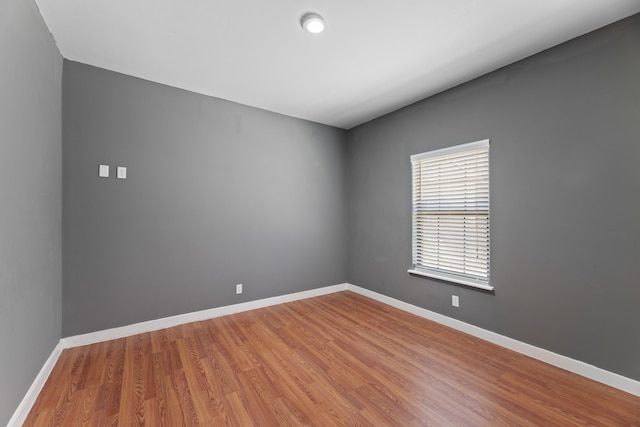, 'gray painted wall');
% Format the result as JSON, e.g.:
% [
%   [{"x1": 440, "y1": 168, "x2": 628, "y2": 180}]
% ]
[
  {"x1": 0, "y1": 0, "x2": 62, "y2": 424},
  {"x1": 62, "y1": 62, "x2": 348, "y2": 336},
  {"x1": 347, "y1": 14, "x2": 640, "y2": 381}
]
